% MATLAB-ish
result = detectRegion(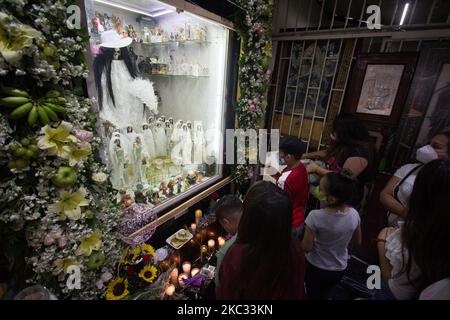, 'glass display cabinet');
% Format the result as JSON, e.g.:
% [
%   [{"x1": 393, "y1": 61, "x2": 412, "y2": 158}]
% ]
[{"x1": 82, "y1": 0, "x2": 238, "y2": 224}]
